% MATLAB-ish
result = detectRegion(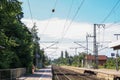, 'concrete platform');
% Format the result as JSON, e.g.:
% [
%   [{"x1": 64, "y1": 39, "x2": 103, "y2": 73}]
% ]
[
  {"x1": 61, "y1": 66, "x2": 120, "y2": 80},
  {"x1": 81, "y1": 68, "x2": 120, "y2": 80},
  {"x1": 18, "y1": 66, "x2": 52, "y2": 80}
]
